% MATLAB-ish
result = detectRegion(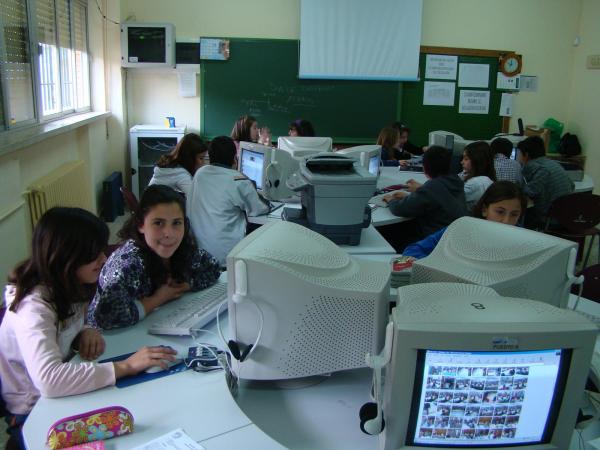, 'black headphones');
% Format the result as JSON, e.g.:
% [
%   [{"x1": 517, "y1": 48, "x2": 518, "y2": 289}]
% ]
[
  {"x1": 358, "y1": 322, "x2": 394, "y2": 435},
  {"x1": 359, "y1": 402, "x2": 385, "y2": 435},
  {"x1": 227, "y1": 340, "x2": 254, "y2": 362}
]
